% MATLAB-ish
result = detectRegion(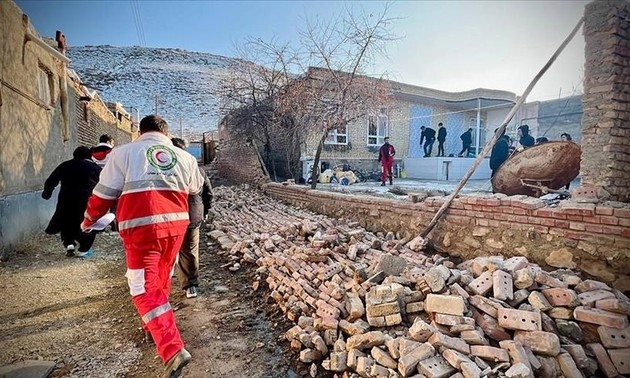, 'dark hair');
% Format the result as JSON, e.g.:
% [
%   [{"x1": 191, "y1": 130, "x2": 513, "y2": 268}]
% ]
[
  {"x1": 536, "y1": 137, "x2": 549, "y2": 144},
  {"x1": 518, "y1": 124, "x2": 530, "y2": 133},
  {"x1": 99, "y1": 134, "x2": 113, "y2": 144},
  {"x1": 561, "y1": 133, "x2": 572, "y2": 141},
  {"x1": 73, "y1": 146, "x2": 92, "y2": 160},
  {"x1": 494, "y1": 128, "x2": 505, "y2": 137},
  {"x1": 438, "y1": 122, "x2": 443, "y2": 127},
  {"x1": 139, "y1": 115, "x2": 168, "y2": 134},
  {"x1": 421, "y1": 126, "x2": 426, "y2": 129},
  {"x1": 171, "y1": 137, "x2": 186, "y2": 149},
  {"x1": 468, "y1": 128, "x2": 473, "y2": 132}
]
